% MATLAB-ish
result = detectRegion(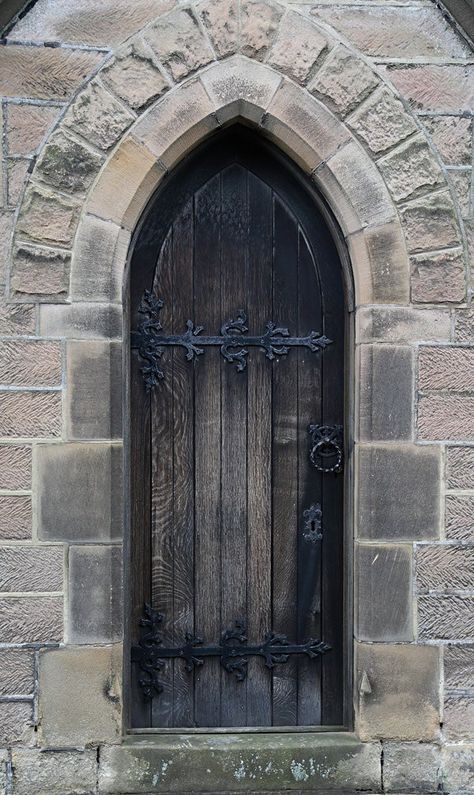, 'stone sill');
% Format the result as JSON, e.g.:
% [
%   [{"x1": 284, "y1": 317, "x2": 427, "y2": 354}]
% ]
[{"x1": 98, "y1": 732, "x2": 381, "y2": 793}]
